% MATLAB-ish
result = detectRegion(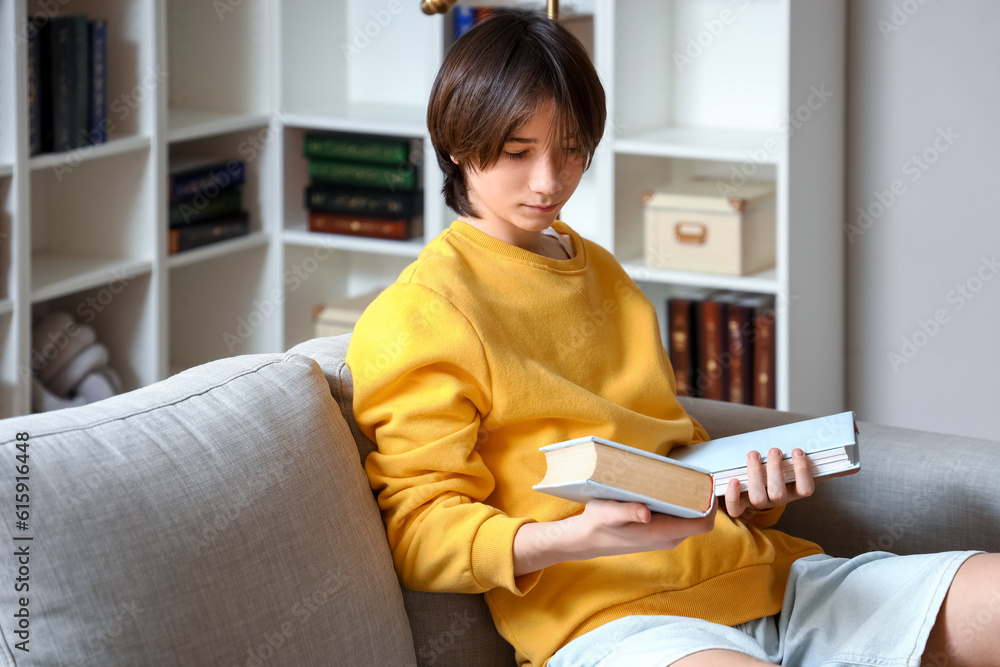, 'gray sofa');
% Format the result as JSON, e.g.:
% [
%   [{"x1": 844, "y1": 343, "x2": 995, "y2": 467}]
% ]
[{"x1": 1, "y1": 334, "x2": 997, "y2": 666}]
